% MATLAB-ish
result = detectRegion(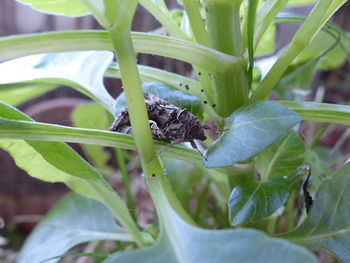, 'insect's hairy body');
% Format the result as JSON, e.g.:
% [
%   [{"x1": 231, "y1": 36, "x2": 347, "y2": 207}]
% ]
[{"x1": 110, "y1": 93, "x2": 207, "y2": 143}]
